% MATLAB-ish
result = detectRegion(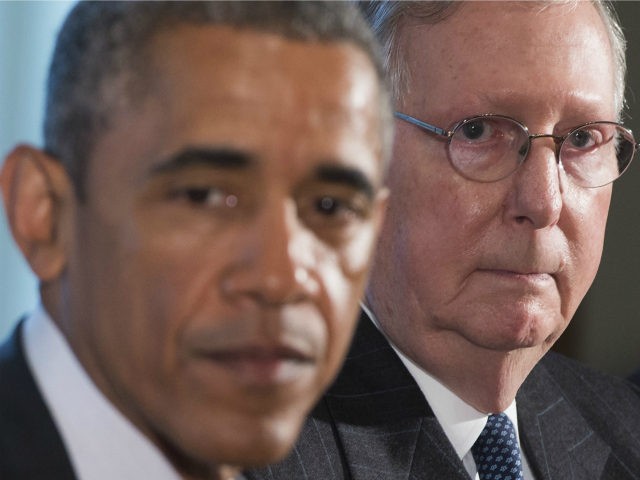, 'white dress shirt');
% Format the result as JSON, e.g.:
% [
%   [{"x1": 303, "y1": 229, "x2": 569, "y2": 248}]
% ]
[
  {"x1": 22, "y1": 306, "x2": 182, "y2": 480},
  {"x1": 362, "y1": 303, "x2": 536, "y2": 479}
]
